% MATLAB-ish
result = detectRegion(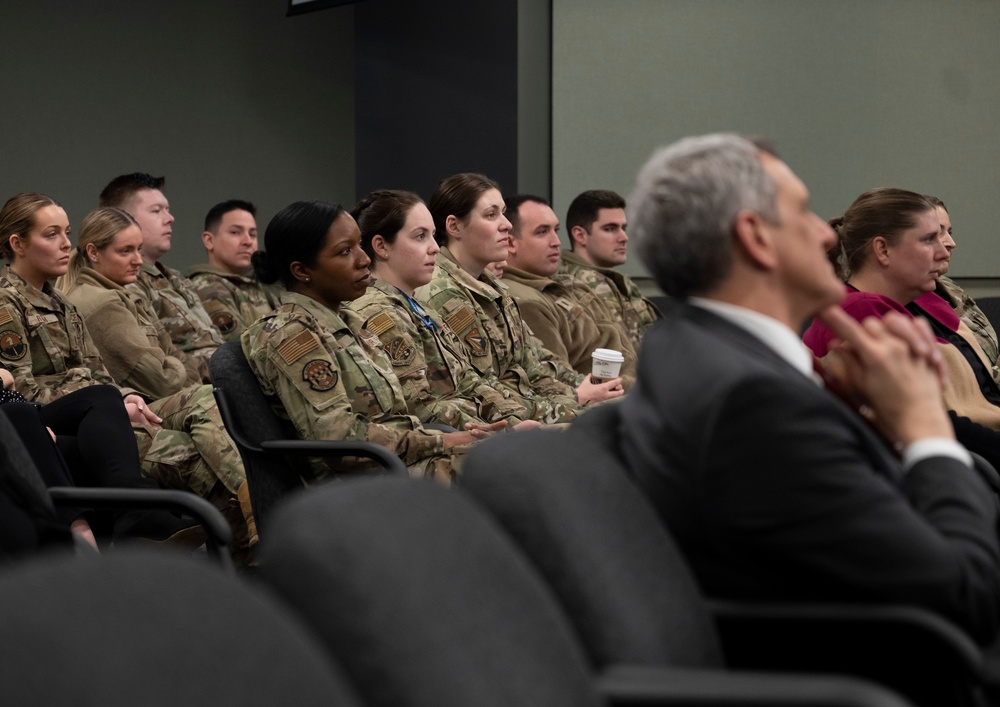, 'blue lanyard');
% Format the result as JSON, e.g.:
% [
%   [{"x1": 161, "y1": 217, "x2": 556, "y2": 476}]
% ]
[{"x1": 401, "y1": 289, "x2": 437, "y2": 331}]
